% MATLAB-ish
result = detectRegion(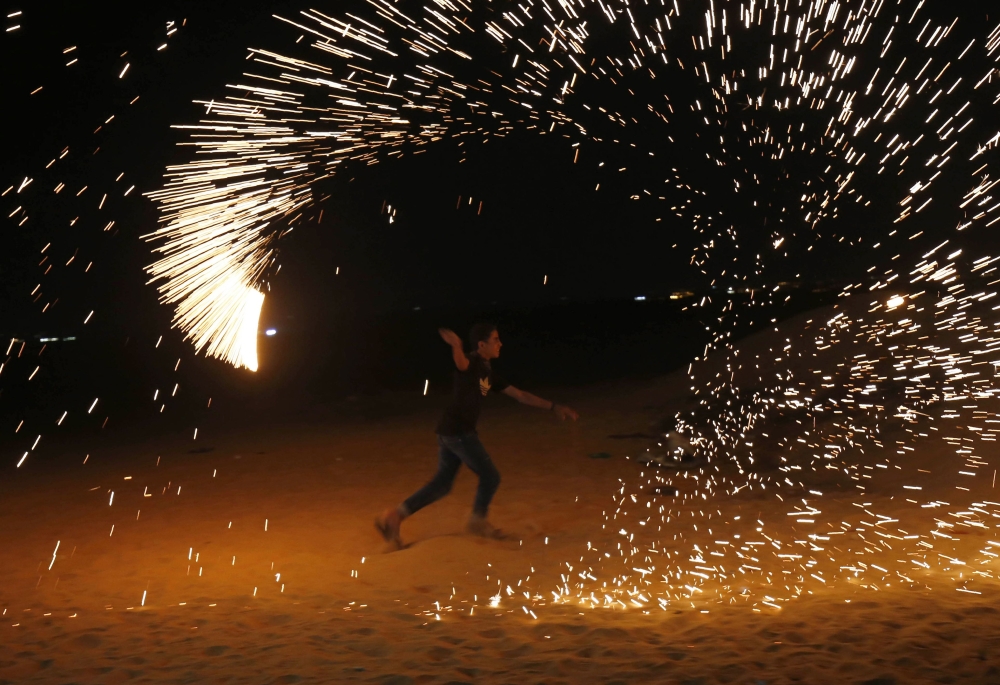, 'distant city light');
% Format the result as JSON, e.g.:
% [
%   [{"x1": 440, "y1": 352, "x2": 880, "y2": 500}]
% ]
[
  {"x1": 634, "y1": 296, "x2": 646, "y2": 301},
  {"x1": 264, "y1": 328, "x2": 277, "y2": 336}
]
